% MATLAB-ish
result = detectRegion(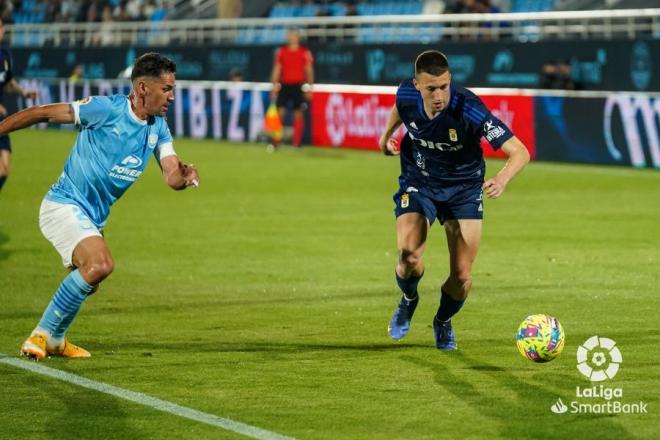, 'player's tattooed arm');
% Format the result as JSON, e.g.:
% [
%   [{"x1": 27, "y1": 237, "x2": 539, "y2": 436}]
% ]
[
  {"x1": 378, "y1": 105, "x2": 403, "y2": 156},
  {"x1": 159, "y1": 155, "x2": 200, "y2": 190},
  {"x1": 0, "y1": 103, "x2": 74, "y2": 135},
  {"x1": 482, "y1": 136, "x2": 530, "y2": 199}
]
